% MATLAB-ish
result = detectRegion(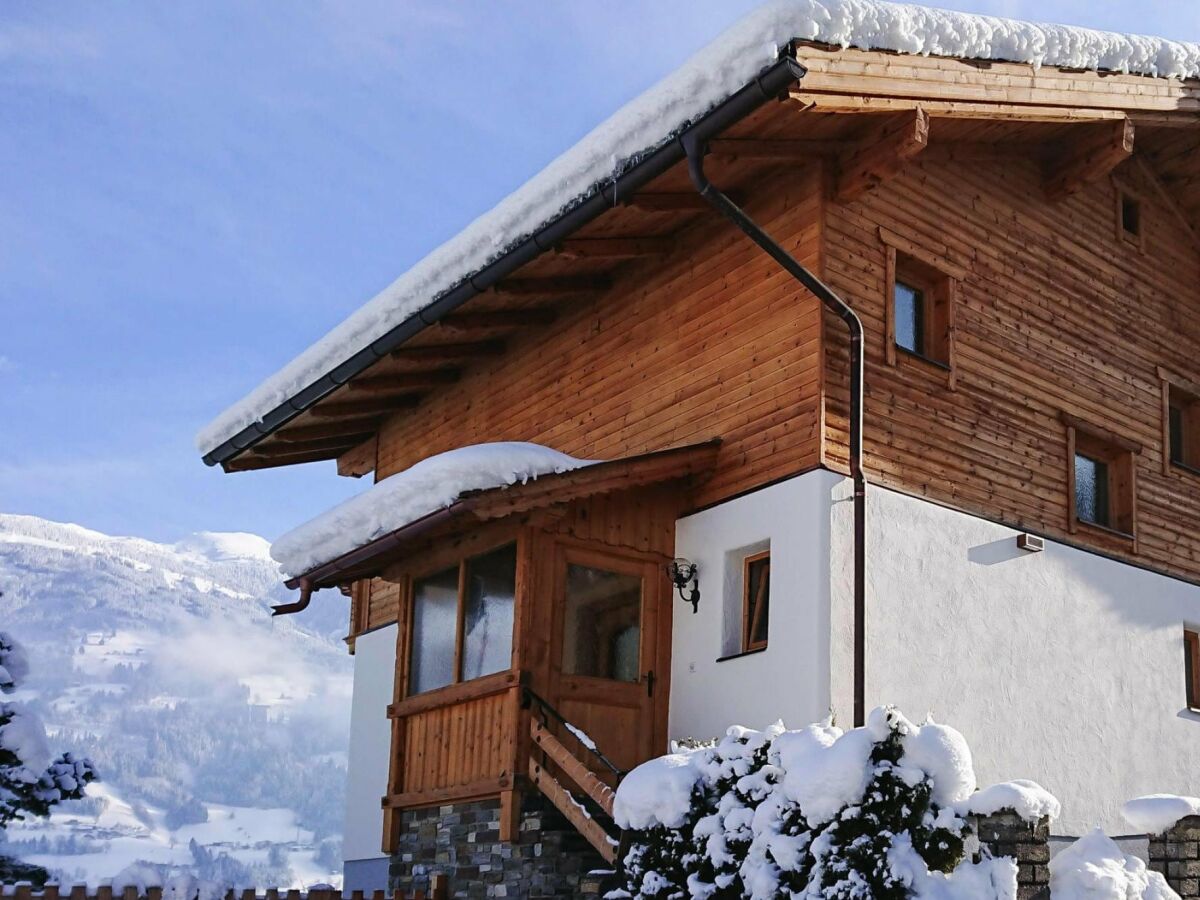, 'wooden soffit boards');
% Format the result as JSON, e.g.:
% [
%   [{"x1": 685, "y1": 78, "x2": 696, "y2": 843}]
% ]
[{"x1": 286, "y1": 439, "x2": 721, "y2": 590}]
